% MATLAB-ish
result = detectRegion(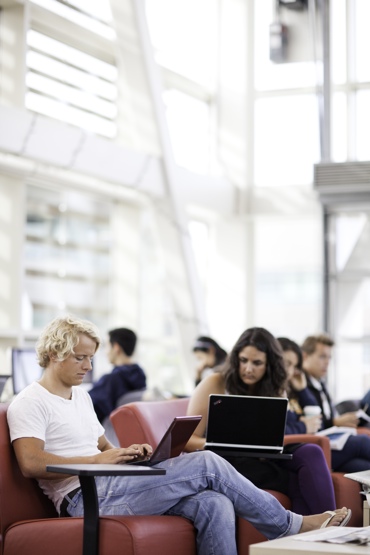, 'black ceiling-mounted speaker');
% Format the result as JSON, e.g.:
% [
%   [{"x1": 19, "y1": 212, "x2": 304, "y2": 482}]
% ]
[{"x1": 278, "y1": 0, "x2": 307, "y2": 9}]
